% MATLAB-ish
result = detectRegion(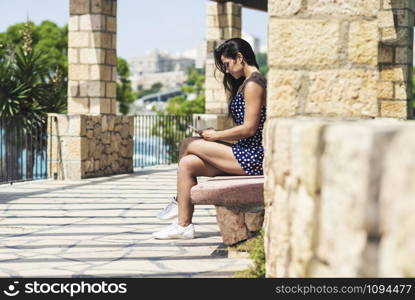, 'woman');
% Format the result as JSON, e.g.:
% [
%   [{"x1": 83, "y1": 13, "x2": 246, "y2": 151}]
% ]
[{"x1": 152, "y1": 38, "x2": 267, "y2": 239}]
